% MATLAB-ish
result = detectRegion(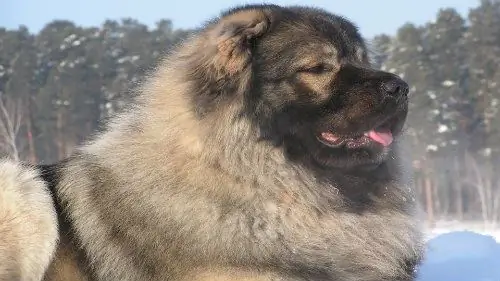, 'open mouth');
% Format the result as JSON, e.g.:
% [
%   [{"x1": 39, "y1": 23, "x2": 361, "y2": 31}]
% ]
[
  {"x1": 318, "y1": 129, "x2": 393, "y2": 149},
  {"x1": 317, "y1": 119, "x2": 397, "y2": 149}
]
